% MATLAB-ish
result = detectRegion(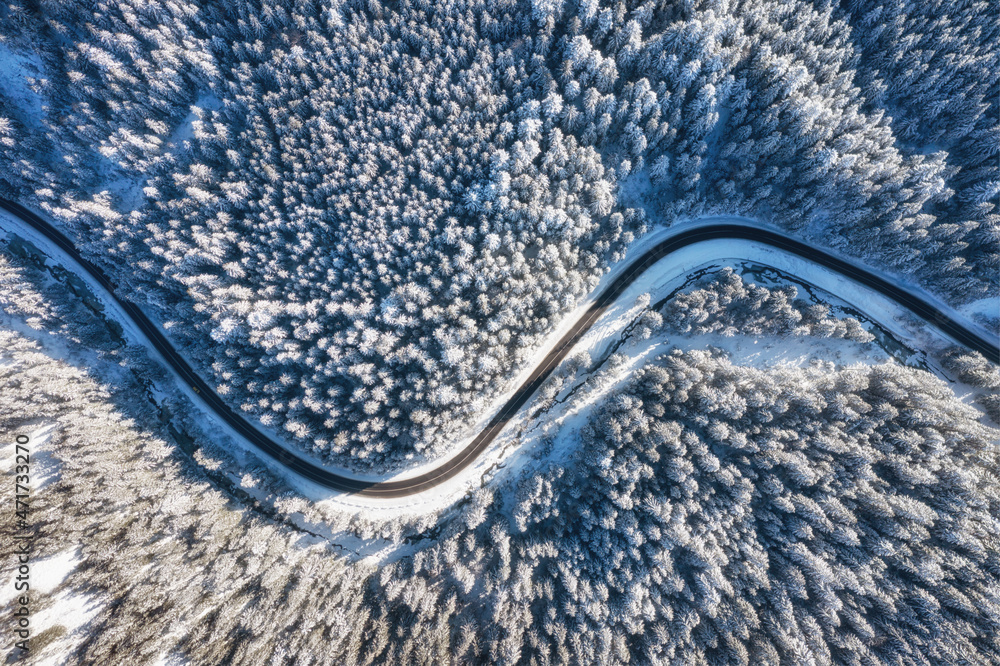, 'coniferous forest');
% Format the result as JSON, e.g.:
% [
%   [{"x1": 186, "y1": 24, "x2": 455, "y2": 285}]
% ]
[
  {"x1": 1, "y1": 0, "x2": 996, "y2": 467},
  {"x1": 0, "y1": 0, "x2": 997, "y2": 663}
]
